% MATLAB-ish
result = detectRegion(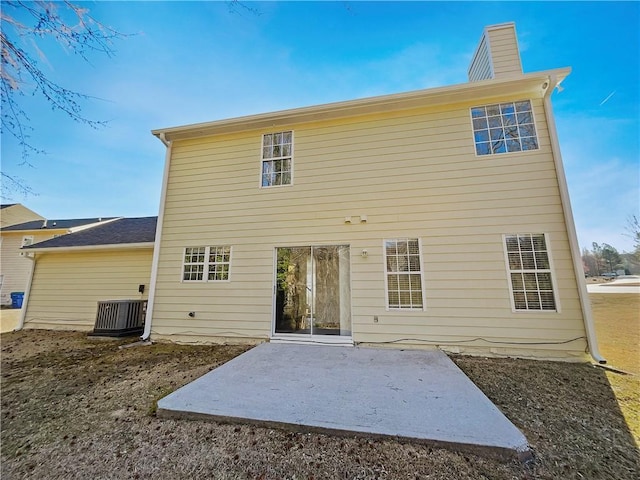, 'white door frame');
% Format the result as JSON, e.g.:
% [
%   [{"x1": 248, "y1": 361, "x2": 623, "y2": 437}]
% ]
[{"x1": 271, "y1": 245, "x2": 353, "y2": 345}]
